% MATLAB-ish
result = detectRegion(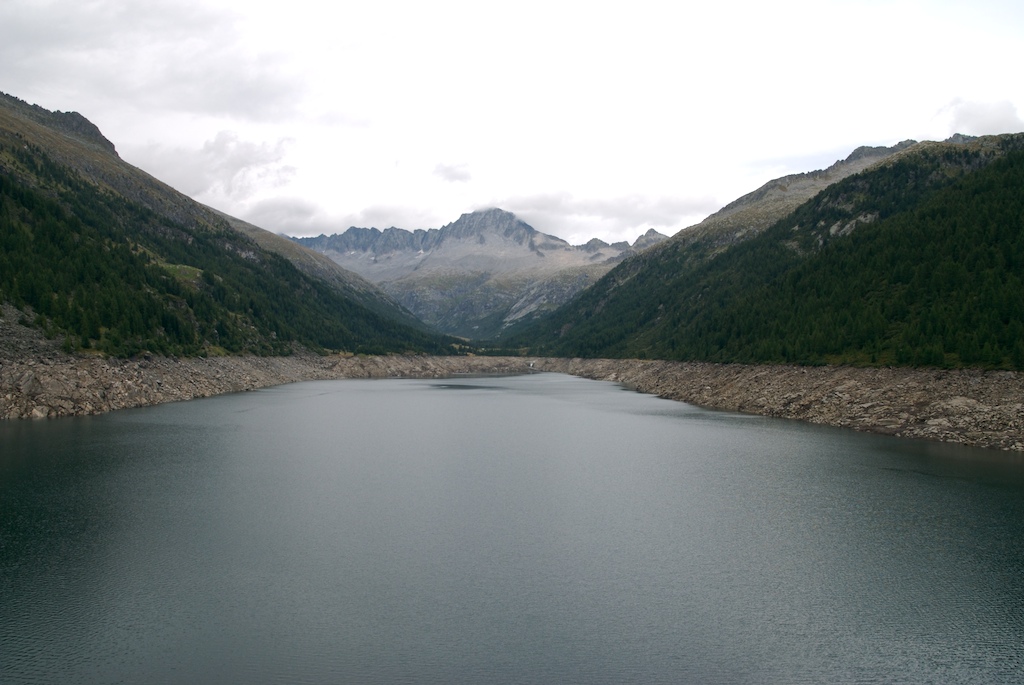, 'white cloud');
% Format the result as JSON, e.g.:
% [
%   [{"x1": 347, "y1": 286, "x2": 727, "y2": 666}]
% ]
[
  {"x1": 496, "y1": 193, "x2": 721, "y2": 246},
  {"x1": 242, "y1": 196, "x2": 328, "y2": 235},
  {"x1": 434, "y1": 163, "x2": 472, "y2": 183},
  {"x1": 941, "y1": 99, "x2": 1024, "y2": 137},
  {"x1": 0, "y1": 0, "x2": 303, "y2": 122},
  {"x1": 198, "y1": 133, "x2": 296, "y2": 198},
  {"x1": 337, "y1": 205, "x2": 447, "y2": 233},
  {"x1": 126, "y1": 132, "x2": 295, "y2": 202},
  {"x1": 243, "y1": 199, "x2": 449, "y2": 237},
  {"x1": 2, "y1": 0, "x2": 1023, "y2": 245}
]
